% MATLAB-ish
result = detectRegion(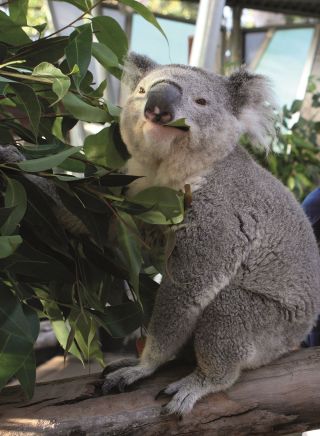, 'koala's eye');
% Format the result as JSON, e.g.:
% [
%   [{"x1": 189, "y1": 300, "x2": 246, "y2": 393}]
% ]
[
  {"x1": 138, "y1": 86, "x2": 146, "y2": 94},
  {"x1": 195, "y1": 98, "x2": 207, "y2": 106}
]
